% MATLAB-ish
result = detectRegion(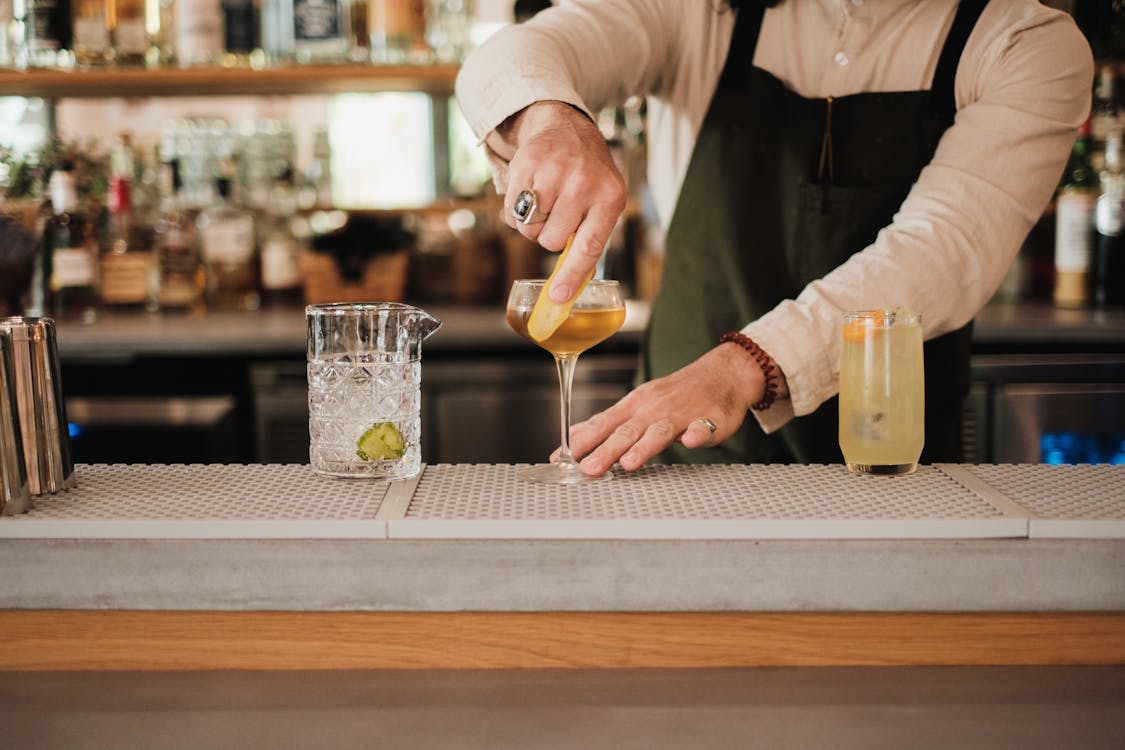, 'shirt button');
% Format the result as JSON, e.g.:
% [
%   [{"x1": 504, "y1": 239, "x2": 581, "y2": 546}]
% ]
[{"x1": 835, "y1": 51, "x2": 849, "y2": 66}]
